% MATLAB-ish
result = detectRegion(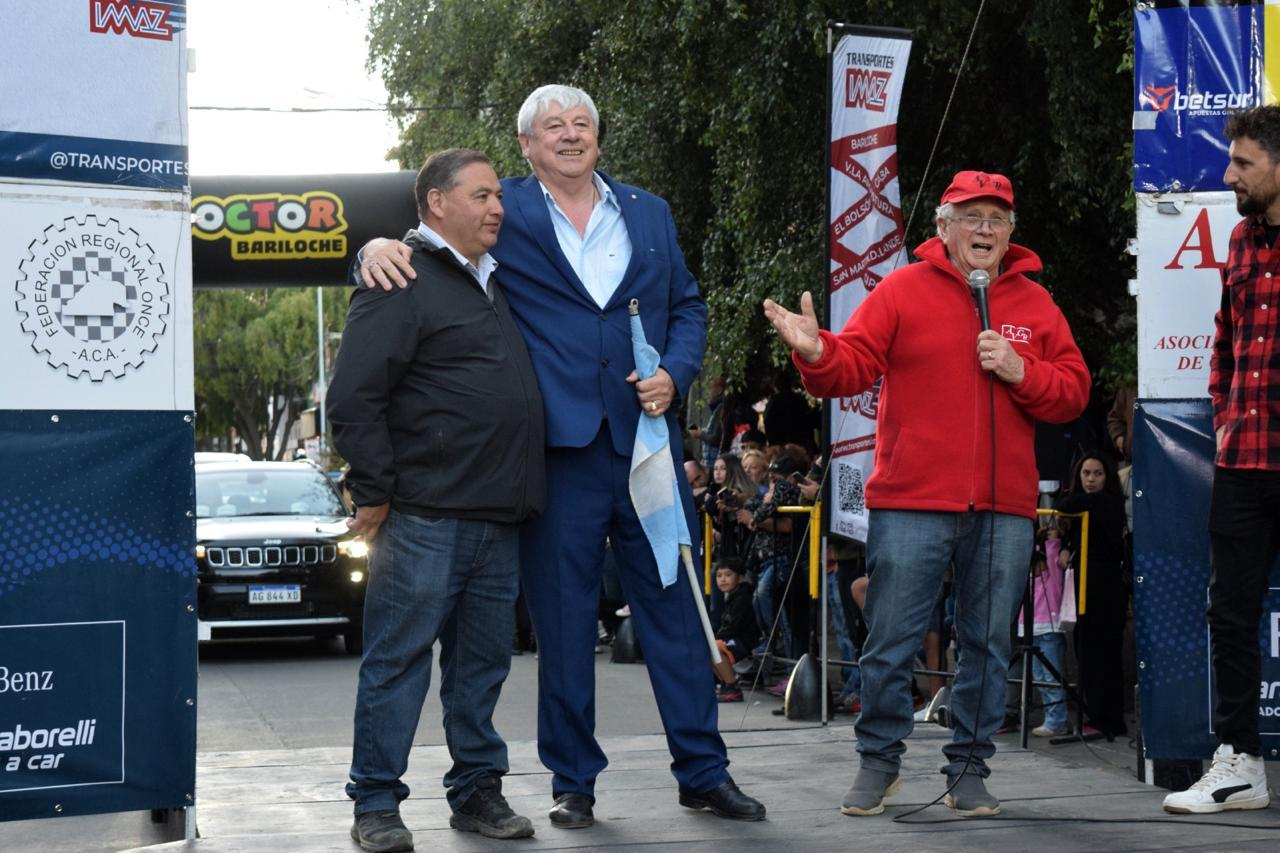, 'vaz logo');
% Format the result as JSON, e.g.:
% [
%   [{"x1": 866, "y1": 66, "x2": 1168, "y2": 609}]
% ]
[
  {"x1": 1001, "y1": 324, "x2": 1032, "y2": 344},
  {"x1": 846, "y1": 68, "x2": 891, "y2": 112},
  {"x1": 838, "y1": 378, "x2": 882, "y2": 418},
  {"x1": 89, "y1": 0, "x2": 175, "y2": 41},
  {"x1": 1139, "y1": 85, "x2": 1176, "y2": 112}
]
